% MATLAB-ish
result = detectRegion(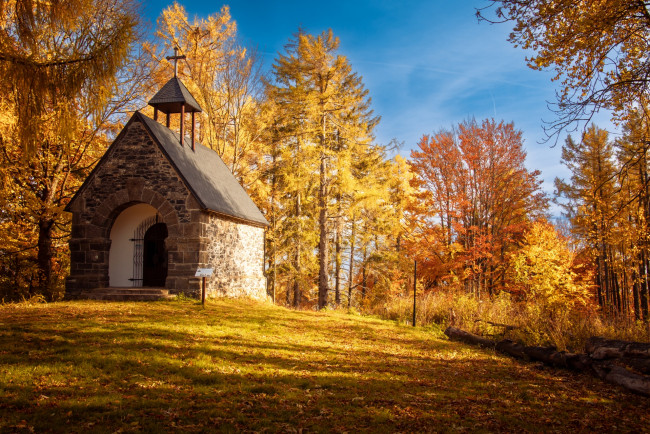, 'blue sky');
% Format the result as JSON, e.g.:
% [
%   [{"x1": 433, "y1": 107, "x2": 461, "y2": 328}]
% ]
[{"x1": 141, "y1": 0, "x2": 614, "y2": 210}]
